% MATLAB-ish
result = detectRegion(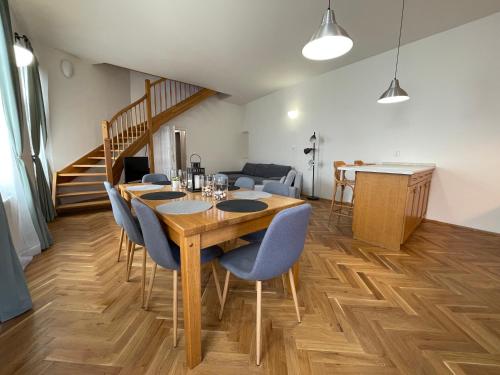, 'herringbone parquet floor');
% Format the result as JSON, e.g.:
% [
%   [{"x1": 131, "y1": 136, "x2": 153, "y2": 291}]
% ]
[{"x1": 1, "y1": 200, "x2": 500, "y2": 374}]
